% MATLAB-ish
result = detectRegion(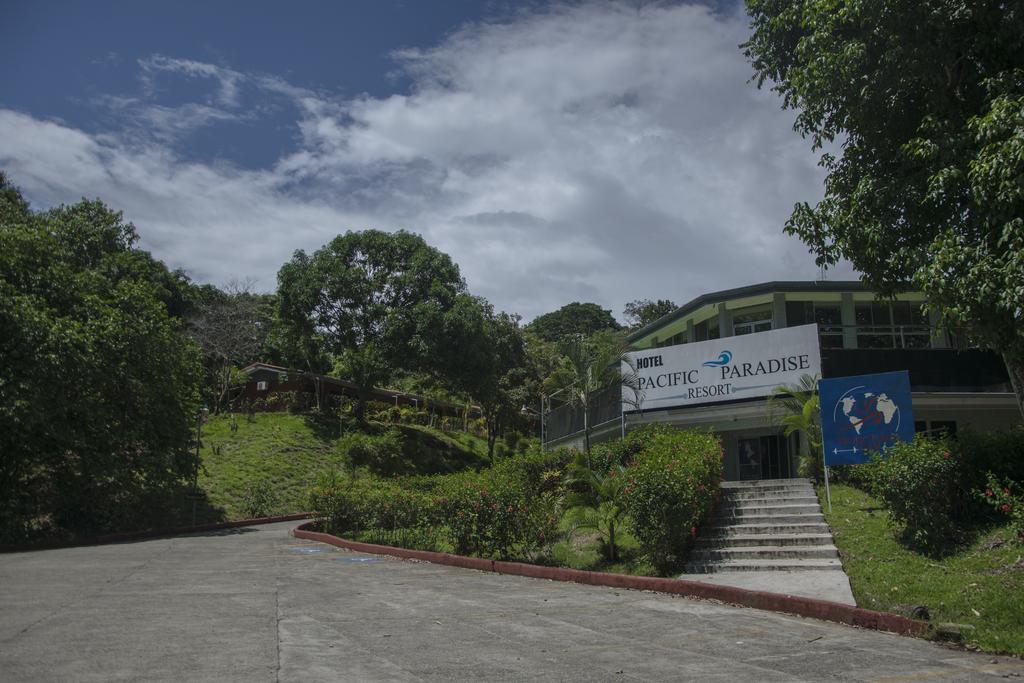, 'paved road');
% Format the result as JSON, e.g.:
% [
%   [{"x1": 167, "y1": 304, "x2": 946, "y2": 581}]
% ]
[{"x1": 1, "y1": 522, "x2": 1021, "y2": 682}]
